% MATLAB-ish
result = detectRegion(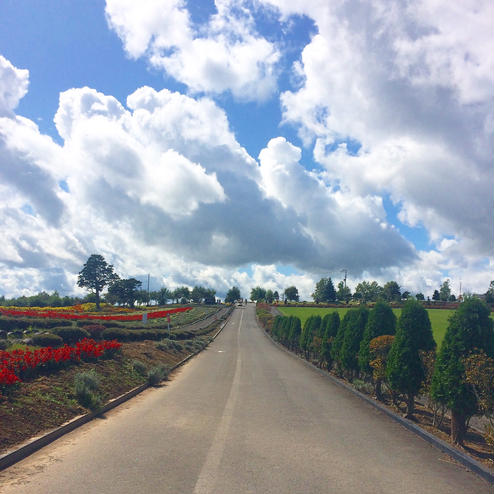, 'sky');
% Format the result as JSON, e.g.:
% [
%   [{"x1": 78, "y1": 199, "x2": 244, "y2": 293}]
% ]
[{"x1": 0, "y1": 0, "x2": 492, "y2": 301}]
